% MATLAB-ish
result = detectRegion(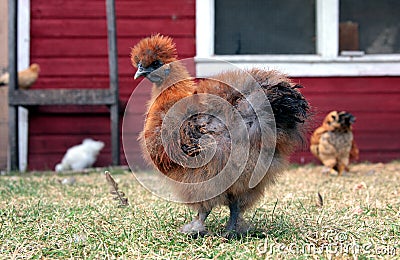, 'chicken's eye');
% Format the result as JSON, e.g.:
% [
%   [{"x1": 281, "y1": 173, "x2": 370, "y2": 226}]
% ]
[{"x1": 150, "y1": 60, "x2": 162, "y2": 68}]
